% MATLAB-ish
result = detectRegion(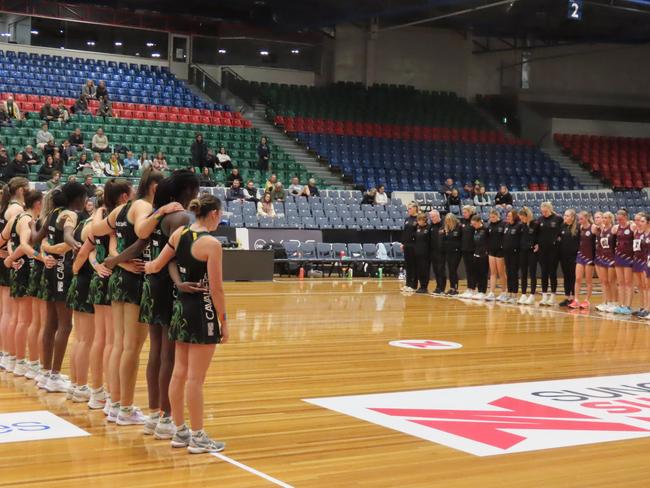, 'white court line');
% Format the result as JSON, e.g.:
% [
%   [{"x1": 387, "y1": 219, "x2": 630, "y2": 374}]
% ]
[{"x1": 212, "y1": 452, "x2": 294, "y2": 488}]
